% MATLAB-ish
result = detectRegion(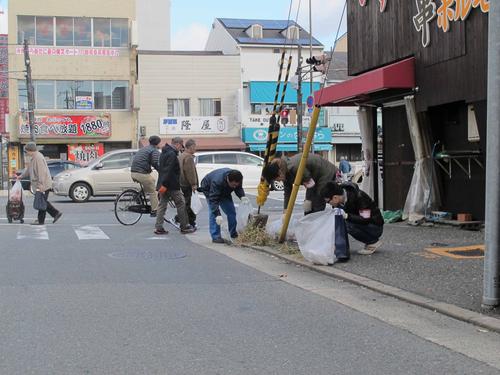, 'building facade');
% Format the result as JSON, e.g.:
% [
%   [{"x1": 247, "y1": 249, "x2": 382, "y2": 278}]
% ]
[
  {"x1": 316, "y1": 1, "x2": 489, "y2": 219},
  {"x1": 137, "y1": 51, "x2": 244, "y2": 150},
  {"x1": 206, "y1": 18, "x2": 332, "y2": 156}
]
